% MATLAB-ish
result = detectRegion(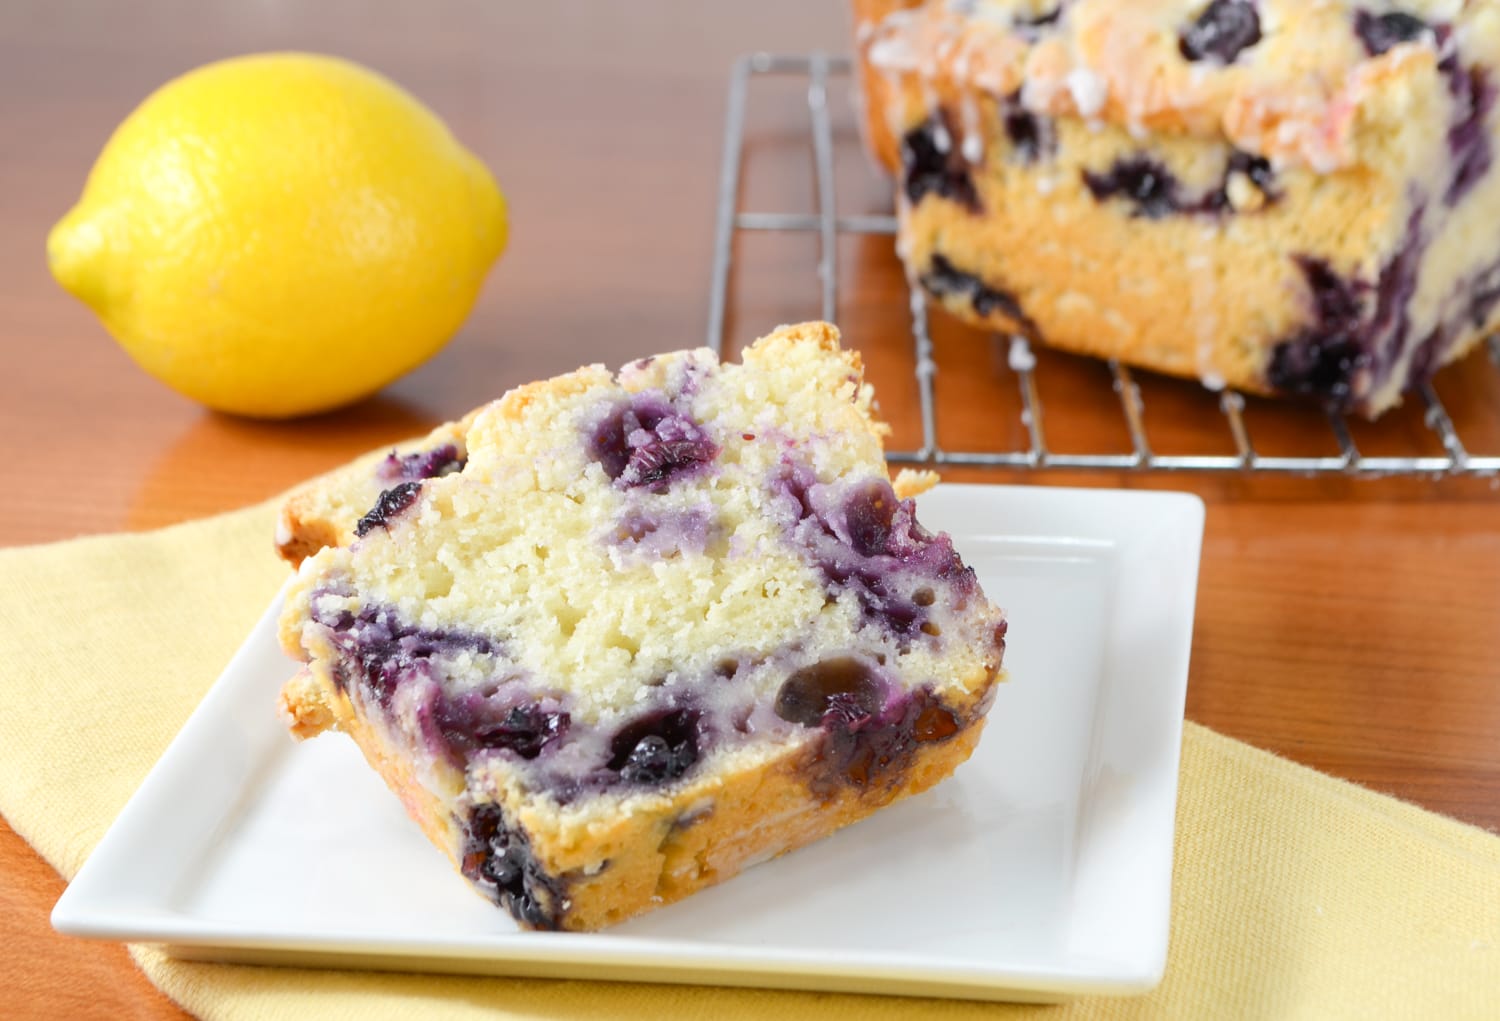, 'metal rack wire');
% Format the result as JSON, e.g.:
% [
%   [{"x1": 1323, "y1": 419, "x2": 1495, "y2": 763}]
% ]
[{"x1": 707, "y1": 52, "x2": 1500, "y2": 476}]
